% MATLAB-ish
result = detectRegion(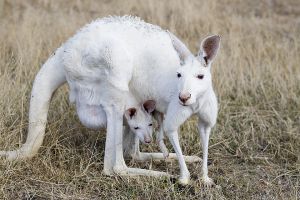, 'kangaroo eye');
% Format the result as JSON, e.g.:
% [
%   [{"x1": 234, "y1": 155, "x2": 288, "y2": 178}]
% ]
[
  {"x1": 134, "y1": 127, "x2": 139, "y2": 130},
  {"x1": 197, "y1": 74, "x2": 204, "y2": 79},
  {"x1": 148, "y1": 123, "x2": 153, "y2": 126},
  {"x1": 177, "y1": 73, "x2": 181, "y2": 78}
]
